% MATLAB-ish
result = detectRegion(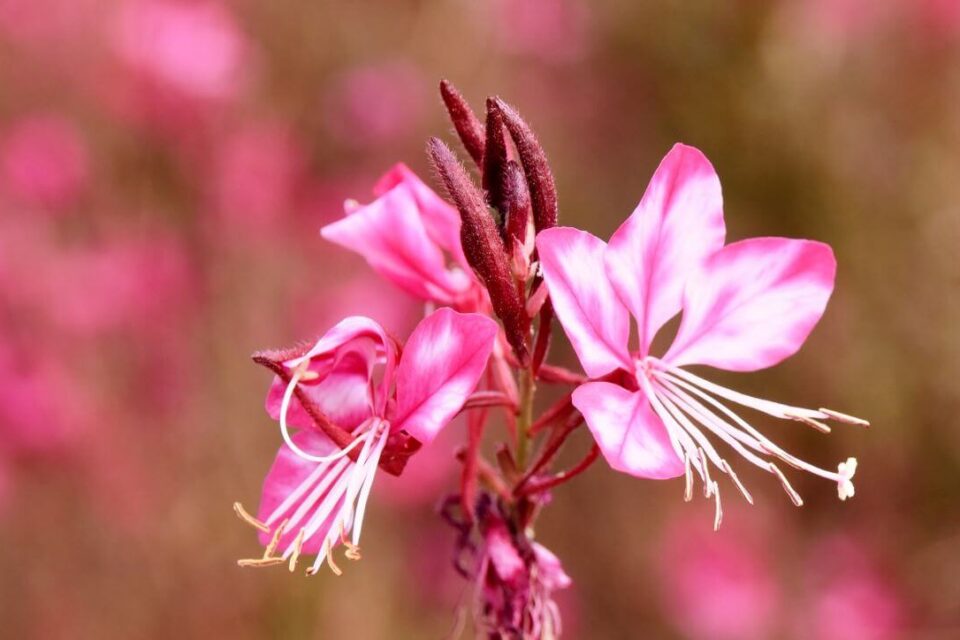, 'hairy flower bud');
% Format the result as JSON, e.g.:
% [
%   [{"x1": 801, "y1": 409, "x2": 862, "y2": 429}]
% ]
[
  {"x1": 439, "y1": 79, "x2": 485, "y2": 167},
  {"x1": 503, "y1": 160, "x2": 531, "y2": 246},
  {"x1": 427, "y1": 138, "x2": 530, "y2": 363},
  {"x1": 482, "y1": 98, "x2": 510, "y2": 218},
  {"x1": 492, "y1": 97, "x2": 558, "y2": 233}
]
